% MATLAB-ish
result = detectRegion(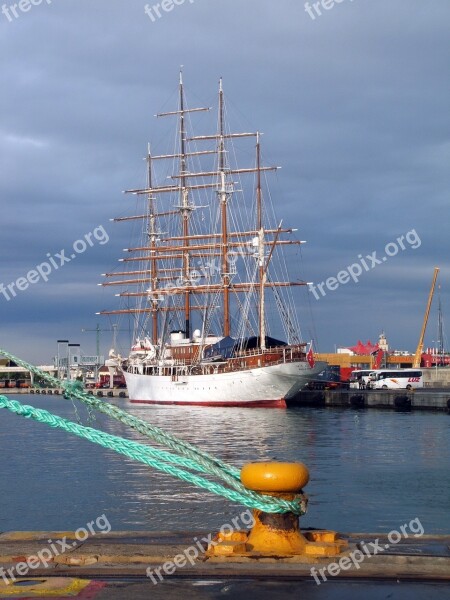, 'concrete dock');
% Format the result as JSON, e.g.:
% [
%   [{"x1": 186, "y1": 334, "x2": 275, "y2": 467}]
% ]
[
  {"x1": 0, "y1": 530, "x2": 449, "y2": 598},
  {"x1": 6, "y1": 388, "x2": 450, "y2": 410},
  {"x1": 287, "y1": 389, "x2": 450, "y2": 411},
  {"x1": 9, "y1": 388, "x2": 129, "y2": 399}
]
